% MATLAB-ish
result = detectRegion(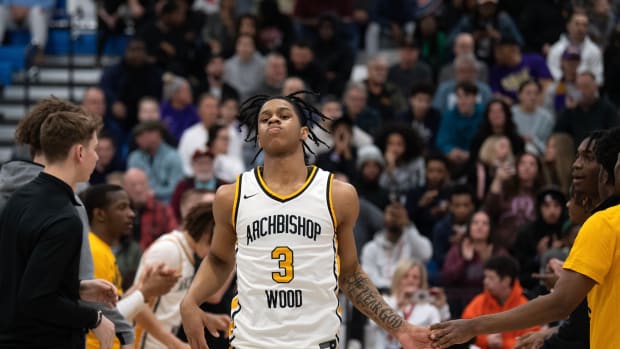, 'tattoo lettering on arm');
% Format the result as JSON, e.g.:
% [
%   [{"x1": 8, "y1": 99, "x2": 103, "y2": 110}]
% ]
[{"x1": 341, "y1": 268, "x2": 403, "y2": 331}]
